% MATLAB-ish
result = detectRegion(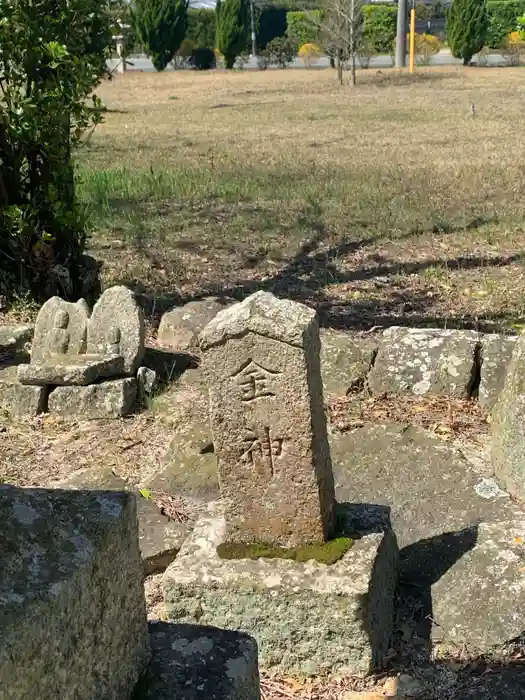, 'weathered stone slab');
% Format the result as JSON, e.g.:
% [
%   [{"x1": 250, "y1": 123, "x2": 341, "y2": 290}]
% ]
[
  {"x1": 158, "y1": 297, "x2": 232, "y2": 352},
  {"x1": 18, "y1": 353, "x2": 124, "y2": 386},
  {"x1": 0, "y1": 486, "x2": 150, "y2": 700},
  {"x1": 432, "y1": 518, "x2": 525, "y2": 650},
  {"x1": 0, "y1": 365, "x2": 47, "y2": 417},
  {"x1": 30, "y1": 297, "x2": 90, "y2": 364},
  {"x1": 88, "y1": 286, "x2": 145, "y2": 375},
  {"x1": 48, "y1": 377, "x2": 137, "y2": 418},
  {"x1": 368, "y1": 327, "x2": 479, "y2": 398},
  {"x1": 134, "y1": 622, "x2": 260, "y2": 700},
  {"x1": 162, "y1": 503, "x2": 398, "y2": 677},
  {"x1": 146, "y1": 422, "x2": 219, "y2": 503},
  {"x1": 199, "y1": 291, "x2": 335, "y2": 548},
  {"x1": 0, "y1": 325, "x2": 34, "y2": 351},
  {"x1": 479, "y1": 334, "x2": 518, "y2": 411},
  {"x1": 52, "y1": 467, "x2": 187, "y2": 575},
  {"x1": 492, "y1": 333, "x2": 525, "y2": 499},
  {"x1": 320, "y1": 328, "x2": 376, "y2": 396},
  {"x1": 331, "y1": 424, "x2": 522, "y2": 568}
]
